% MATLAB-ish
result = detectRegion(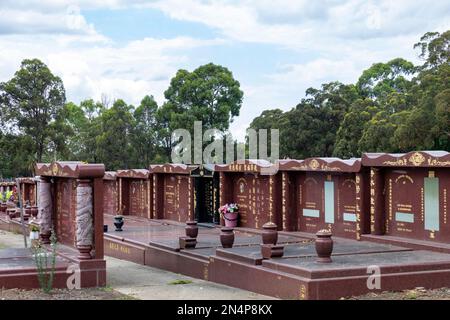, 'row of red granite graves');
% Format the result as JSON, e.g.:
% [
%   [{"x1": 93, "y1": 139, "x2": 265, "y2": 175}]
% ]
[
  {"x1": 101, "y1": 151, "x2": 449, "y2": 243},
  {"x1": 0, "y1": 150, "x2": 449, "y2": 299},
  {"x1": 0, "y1": 163, "x2": 106, "y2": 290}
]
